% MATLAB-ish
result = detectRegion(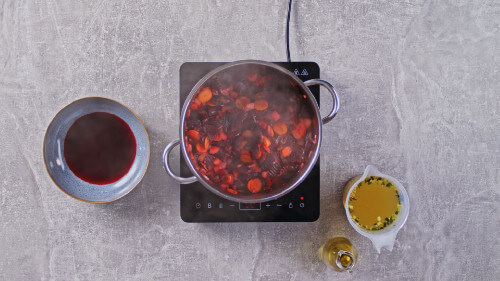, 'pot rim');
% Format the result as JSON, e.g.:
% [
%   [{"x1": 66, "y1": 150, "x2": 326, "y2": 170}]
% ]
[{"x1": 179, "y1": 60, "x2": 323, "y2": 203}]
